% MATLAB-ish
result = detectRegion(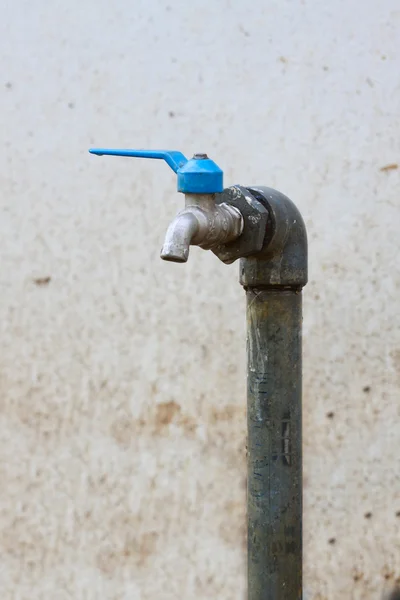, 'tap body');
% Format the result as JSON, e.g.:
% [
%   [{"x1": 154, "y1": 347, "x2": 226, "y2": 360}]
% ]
[{"x1": 160, "y1": 193, "x2": 243, "y2": 262}]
